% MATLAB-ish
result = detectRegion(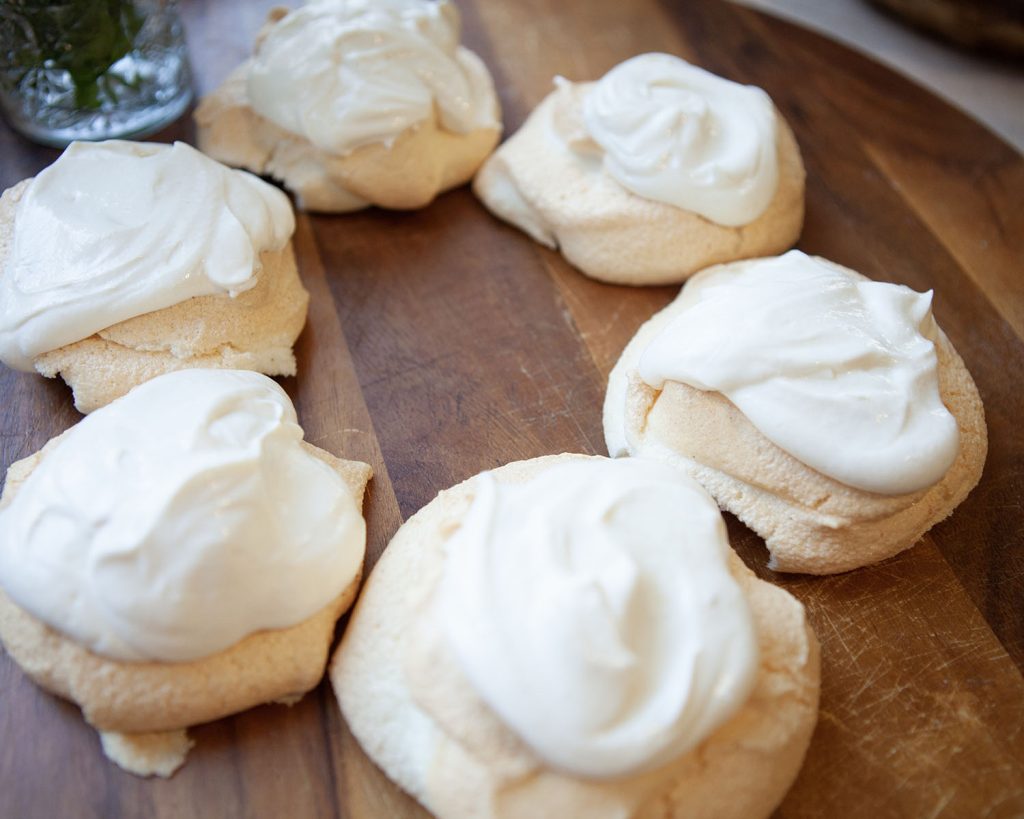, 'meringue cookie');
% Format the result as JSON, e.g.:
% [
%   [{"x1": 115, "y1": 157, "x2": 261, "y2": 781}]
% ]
[
  {"x1": 332, "y1": 454, "x2": 819, "y2": 819},
  {"x1": 0, "y1": 141, "x2": 308, "y2": 413},
  {"x1": 604, "y1": 254, "x2": 987, "y2": 574},
  {"x1": 0, "y1": 369, "x2": 372, "y2": 776},
  {"x1": 195, "y1": 0, "x2": 502, "y2": 212},
  {"x1": 473, "y1": 53, "x2": 804, "y2": 285}
]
